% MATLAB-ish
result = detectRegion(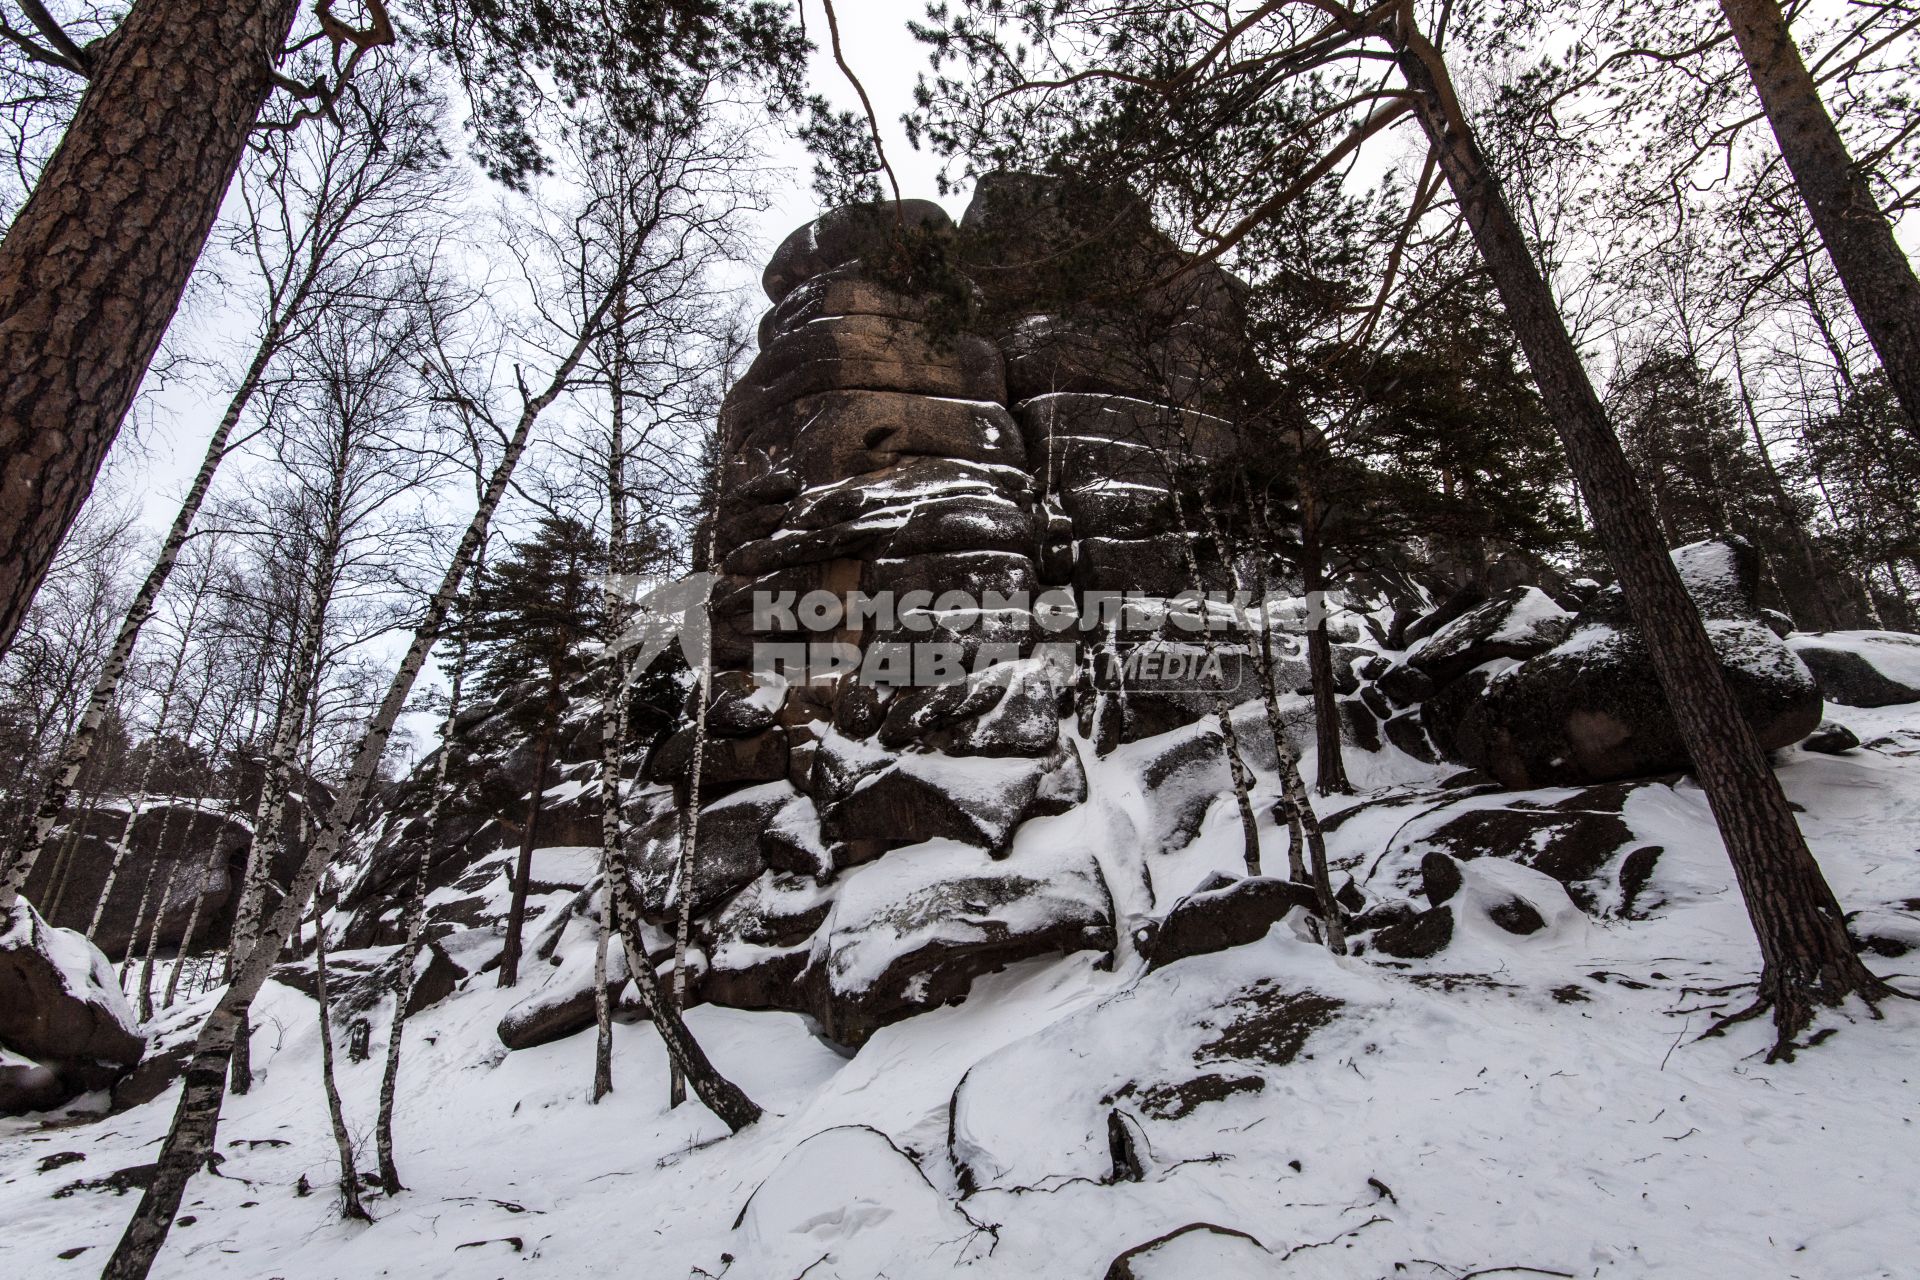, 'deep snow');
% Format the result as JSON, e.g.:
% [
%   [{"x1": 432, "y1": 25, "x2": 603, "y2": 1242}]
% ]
[{"x1": 4, "y1": 702, "x2": 1918, "y2": 1279}]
